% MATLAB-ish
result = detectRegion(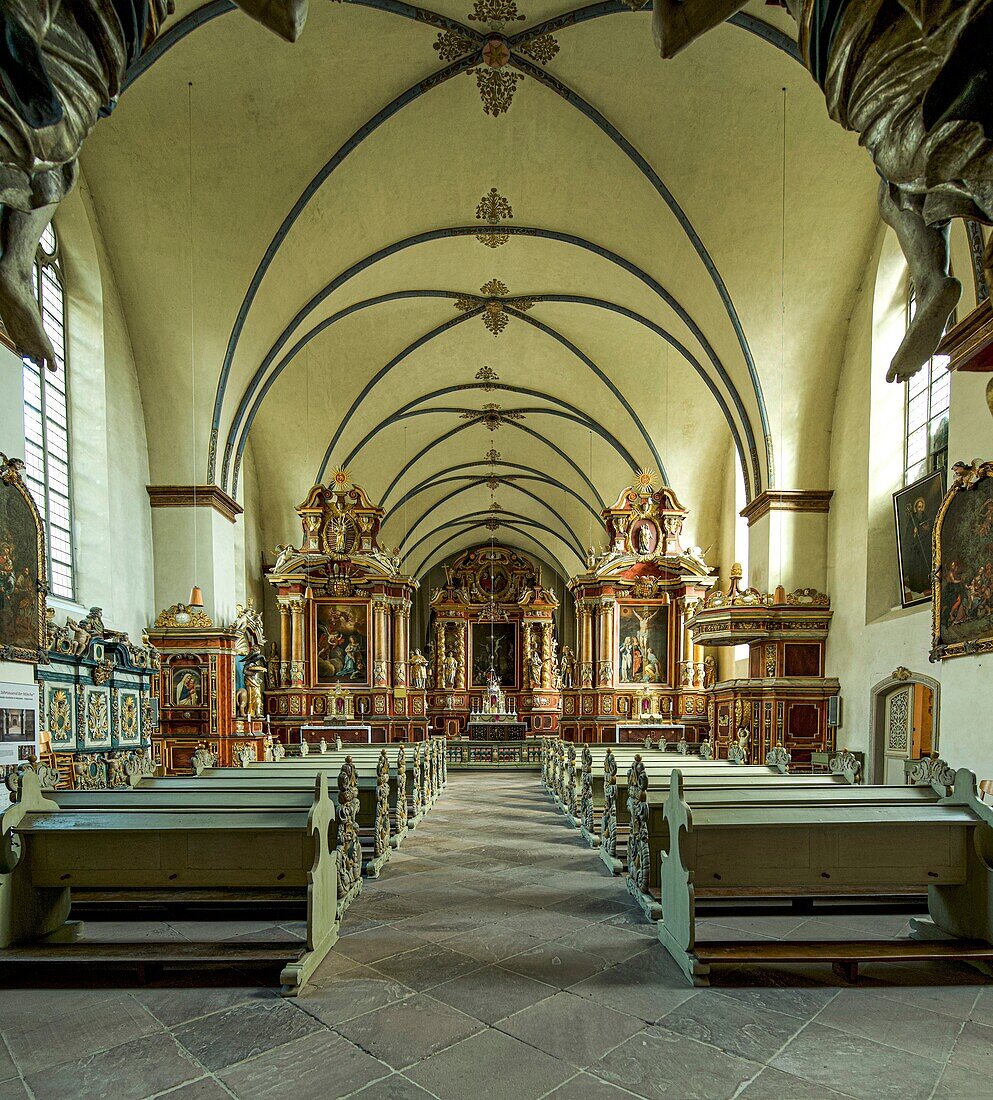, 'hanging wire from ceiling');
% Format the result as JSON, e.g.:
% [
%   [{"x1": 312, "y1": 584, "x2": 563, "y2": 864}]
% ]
[{"x1": 187, "y1": 81, "x2": 200, "y2": 608}]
